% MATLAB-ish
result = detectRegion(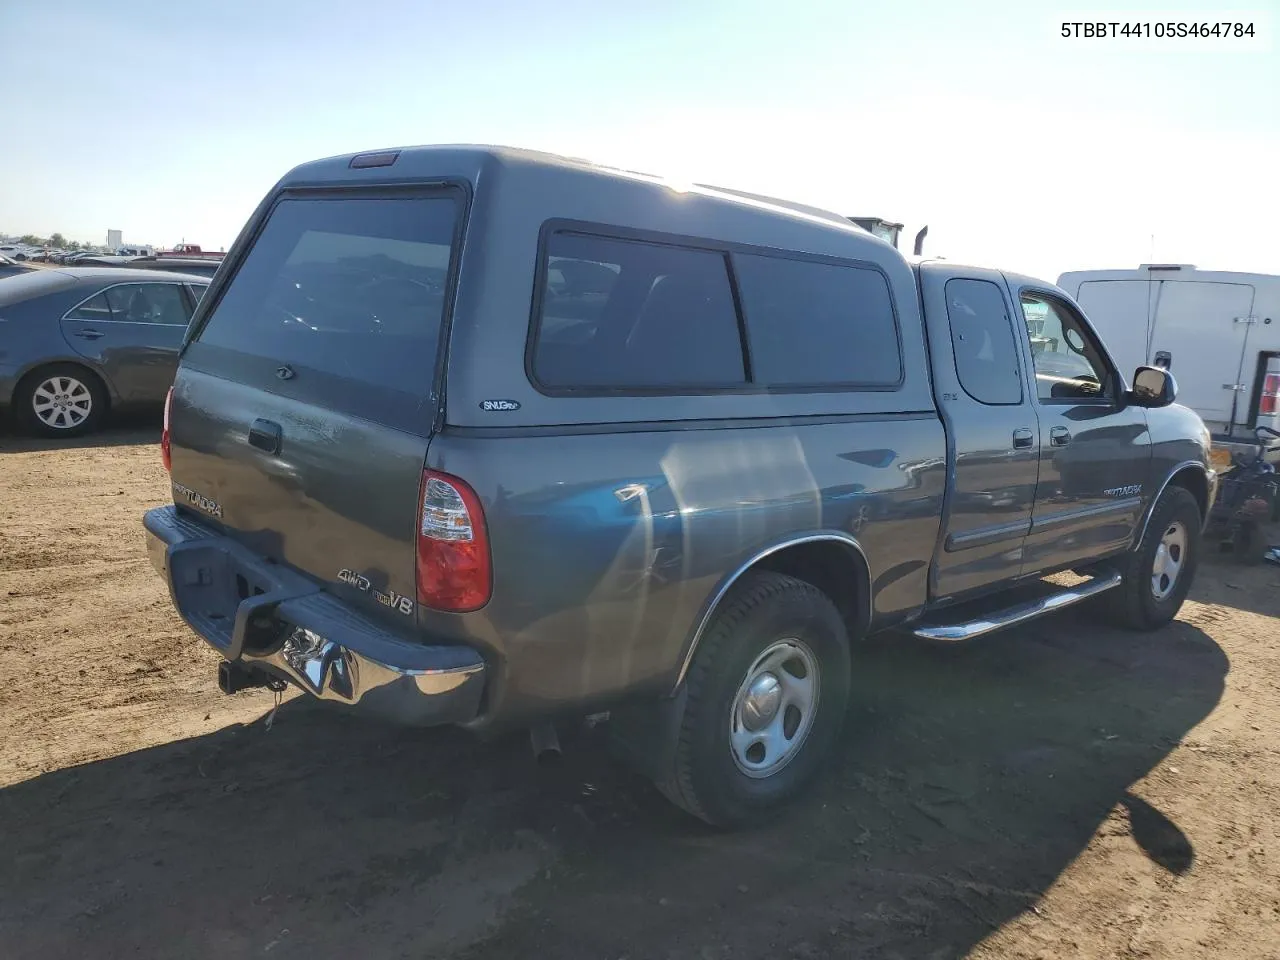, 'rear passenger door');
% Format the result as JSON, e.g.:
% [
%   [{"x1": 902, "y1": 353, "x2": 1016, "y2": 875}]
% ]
[
  {"x1": 918, "y1": 263, "x2": 1040, "y2": 600},
  {"x1": 60, "y1": 281, "x2": 196, "y2": 402},
  {"x1": 1015, "y1": 287, "x2": 1151, "y2": 574}
]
